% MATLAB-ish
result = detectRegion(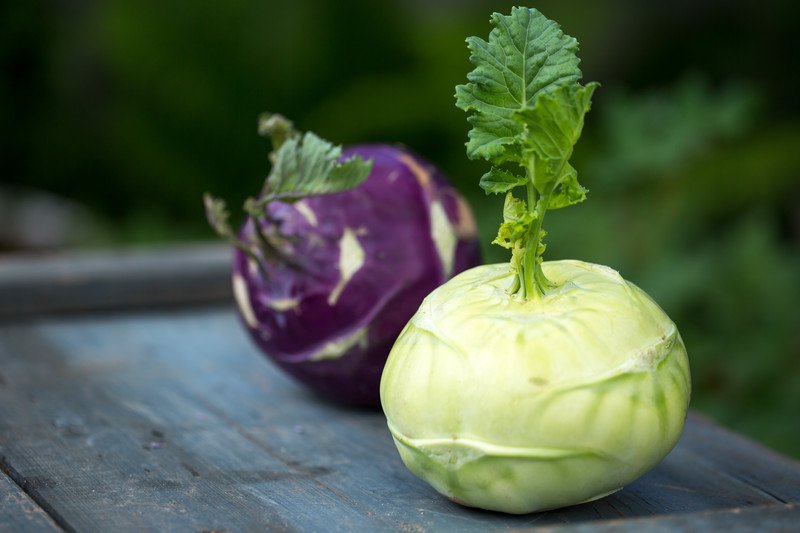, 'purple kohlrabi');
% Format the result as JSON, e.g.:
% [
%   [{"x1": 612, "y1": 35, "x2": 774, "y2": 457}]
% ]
[{"x1": 229, "y1": 144, "x2": 480, "y2": 406}]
